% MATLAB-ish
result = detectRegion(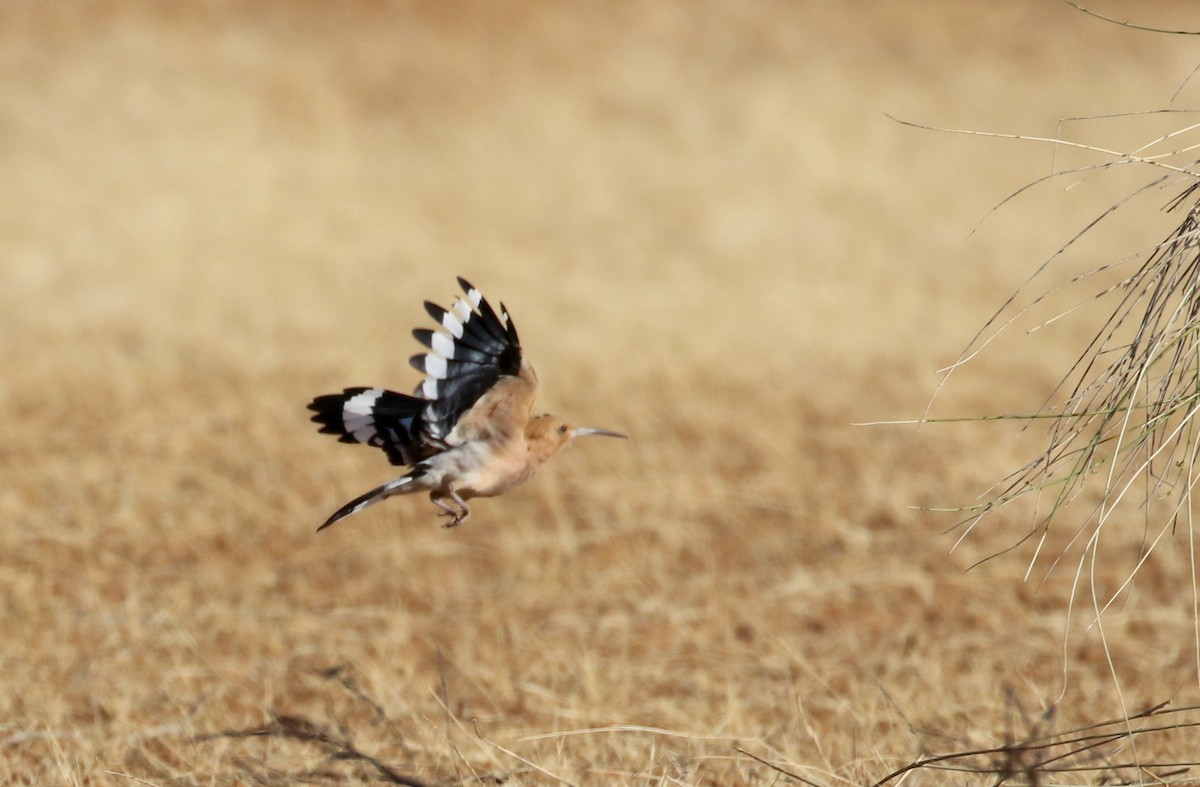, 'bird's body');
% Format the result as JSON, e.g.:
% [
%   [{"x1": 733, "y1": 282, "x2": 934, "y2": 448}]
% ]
[{"x1": 308, "y1": 277, "x2": 625, "y2": 531}]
